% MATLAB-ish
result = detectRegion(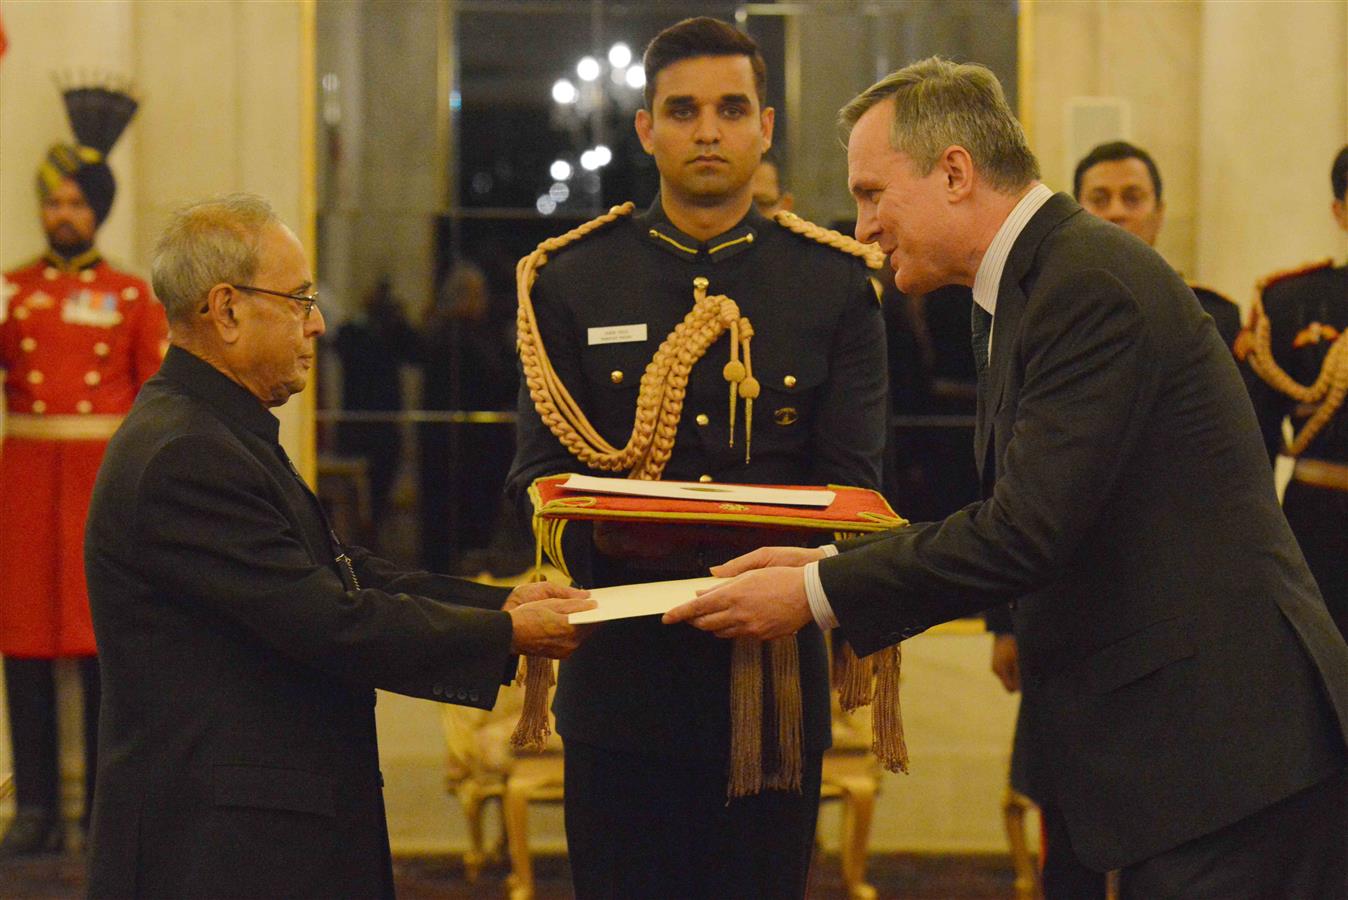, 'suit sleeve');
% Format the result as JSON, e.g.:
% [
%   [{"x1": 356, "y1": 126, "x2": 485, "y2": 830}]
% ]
[
  {"x1": 822, "y1": 270, "x2": 1153, "y2": 655},
  {"x1": 808, "y1": 270, "x2": 887, "y2": 491},
  {"x1": 134, "y1": 433, "x2": 515, "y2": 708}
]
